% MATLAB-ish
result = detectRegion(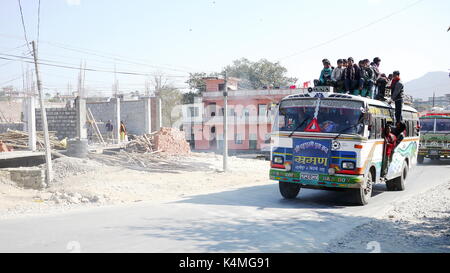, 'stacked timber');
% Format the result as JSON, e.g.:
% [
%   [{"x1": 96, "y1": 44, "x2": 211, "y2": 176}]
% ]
[{"x1": 0, "y1": 129, "x2": 65, "y2": 150}]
